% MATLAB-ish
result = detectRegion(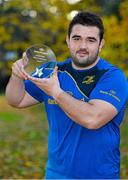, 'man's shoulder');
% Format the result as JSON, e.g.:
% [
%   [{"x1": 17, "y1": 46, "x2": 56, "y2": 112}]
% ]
[
  {"x1": 57, "y1": 58, "x2": 71, "y2": 71},
  {"x1": 98, "y1": 58, "x2": 117, "y2": 70},
  {"x1": 98, "y1": 58, "x2": 127, "y2": 86},
  {"x1": 98, "y1": 58, "x2": 125, "y2": 75}
]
